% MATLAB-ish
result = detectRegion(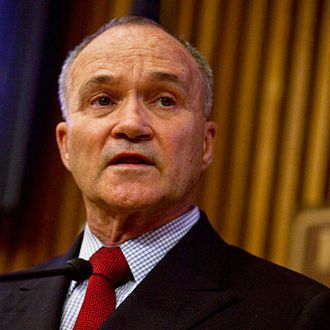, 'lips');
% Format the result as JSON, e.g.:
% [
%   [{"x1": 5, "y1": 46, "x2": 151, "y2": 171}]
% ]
[{"x1": 109, "y1": 153, "x2": 155, "y2": 166}]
